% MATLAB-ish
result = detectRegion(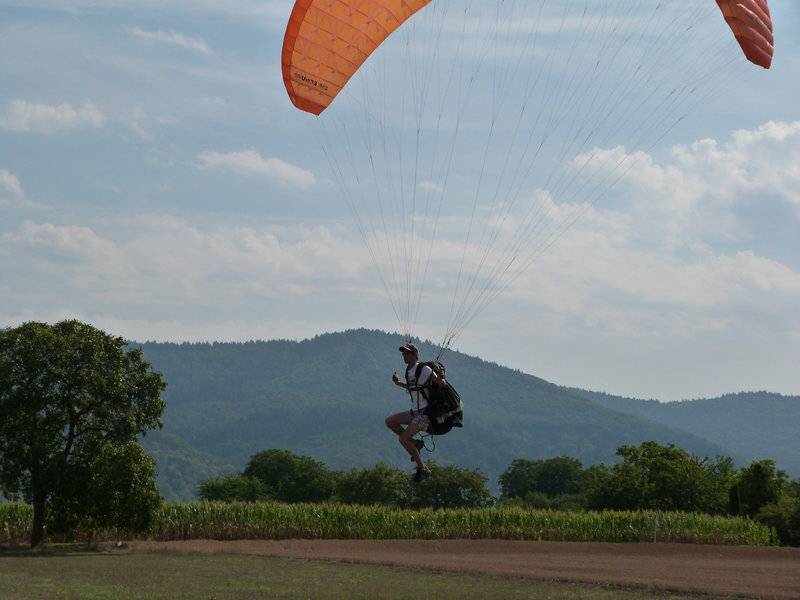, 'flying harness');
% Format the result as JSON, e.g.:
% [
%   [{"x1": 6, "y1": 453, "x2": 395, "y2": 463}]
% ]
[{"x1": 406, "y1": 362, "x2": 464, "y2": 436}]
